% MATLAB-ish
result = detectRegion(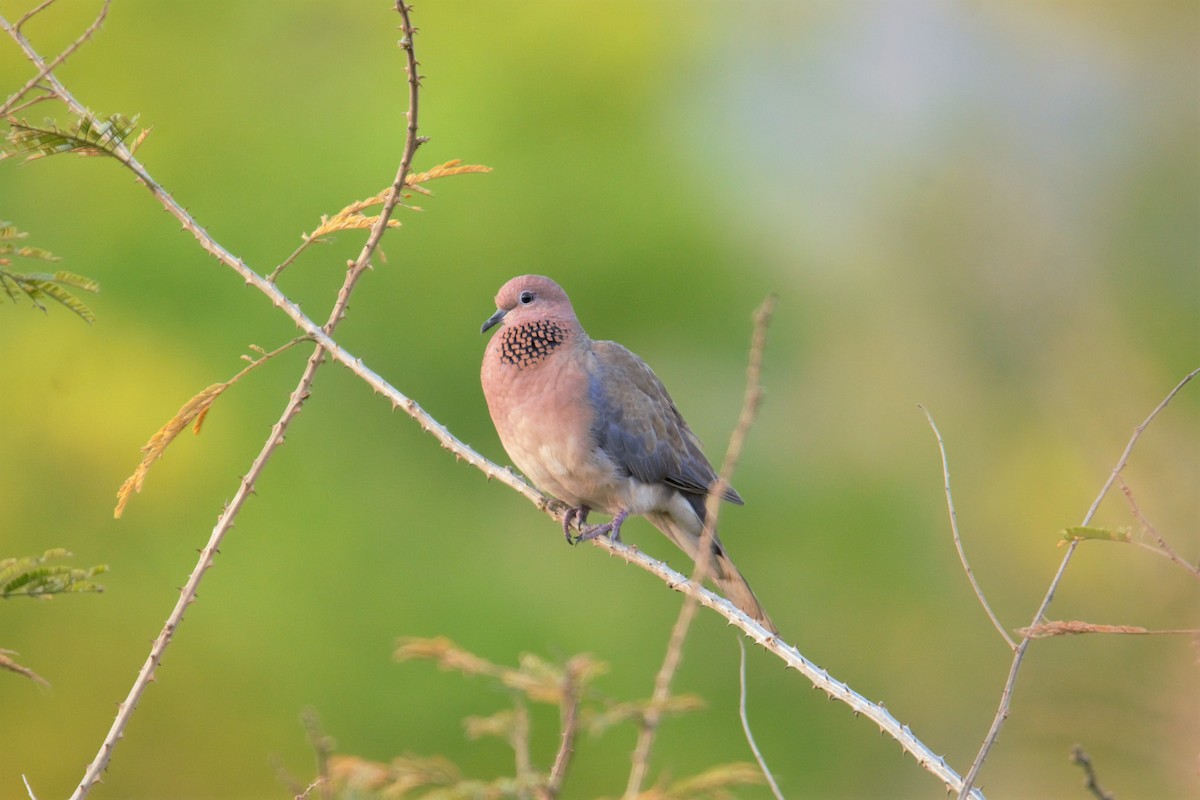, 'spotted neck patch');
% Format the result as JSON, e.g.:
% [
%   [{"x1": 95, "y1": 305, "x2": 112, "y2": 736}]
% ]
[{"x1": 498, "y1": 319, "x2": 569, "y2": 368}]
